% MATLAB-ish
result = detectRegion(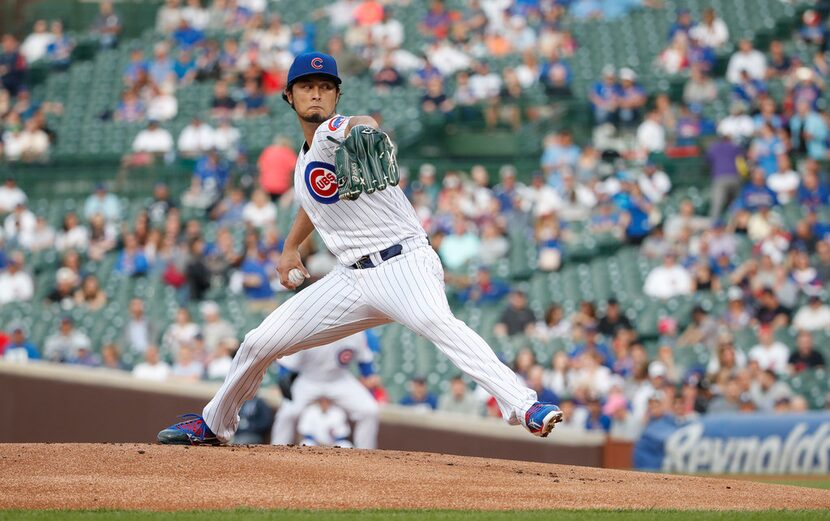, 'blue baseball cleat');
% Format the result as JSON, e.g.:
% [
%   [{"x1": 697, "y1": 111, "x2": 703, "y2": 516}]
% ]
[
  {"x1": 524, "y1": 403, "x2": 564, "y2": 437},
  {"x1": 157, "y1": 414, "x2": 221, "y2": 446}
]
